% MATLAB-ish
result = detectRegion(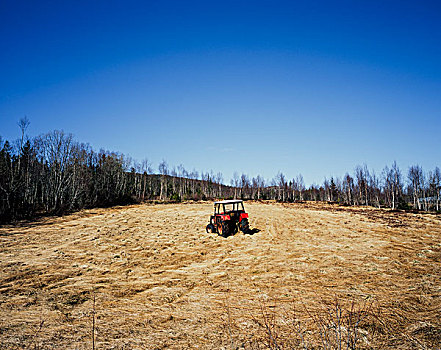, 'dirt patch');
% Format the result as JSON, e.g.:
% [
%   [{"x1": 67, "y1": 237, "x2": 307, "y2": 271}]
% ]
[{"x1": 1, "y1": 201, "x2": 440, "y2": 348}]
